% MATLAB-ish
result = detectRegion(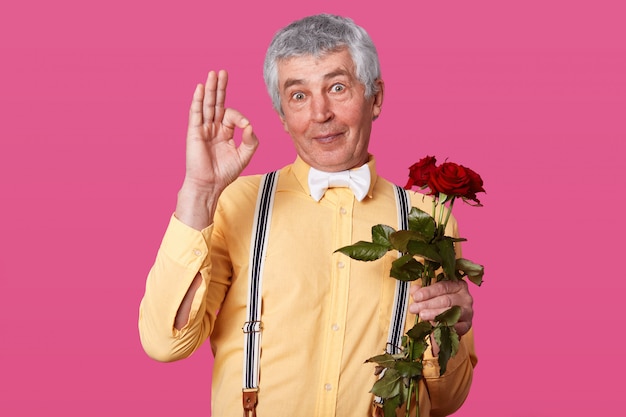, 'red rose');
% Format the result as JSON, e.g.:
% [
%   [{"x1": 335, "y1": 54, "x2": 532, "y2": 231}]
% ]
[
  {"x1": 464, "y1": 166, "x2": 485, "y2": 203},
  {"x1": 428, "y1": 162, "x2": 485, "y2": 203},
  {"x1": 404, "y1": 156, "x2": 437, "y2": 189},
  {"x1": 427, "y1": 162, "x2": 471, "y2": 196}
]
